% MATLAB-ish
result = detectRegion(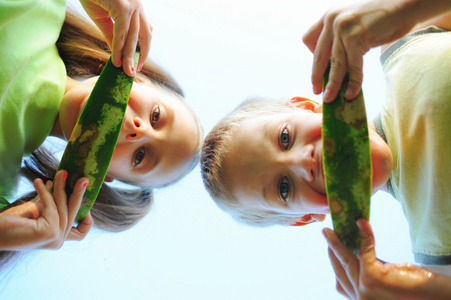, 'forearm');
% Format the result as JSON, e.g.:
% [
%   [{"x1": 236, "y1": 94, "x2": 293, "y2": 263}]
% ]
[{"x1": 398, "y1": 0, "x2": 451, "y2": 28}]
